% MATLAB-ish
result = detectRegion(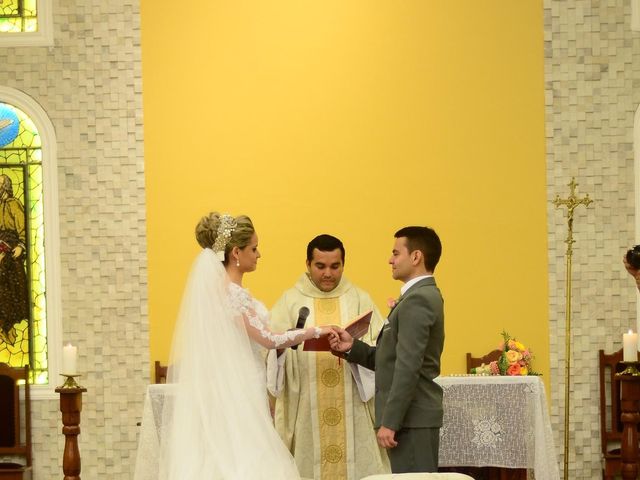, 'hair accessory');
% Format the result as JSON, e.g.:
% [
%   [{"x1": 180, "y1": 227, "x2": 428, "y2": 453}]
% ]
[{"x1": 212, "y1": 214, "x2": 237, "y2": 261}]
